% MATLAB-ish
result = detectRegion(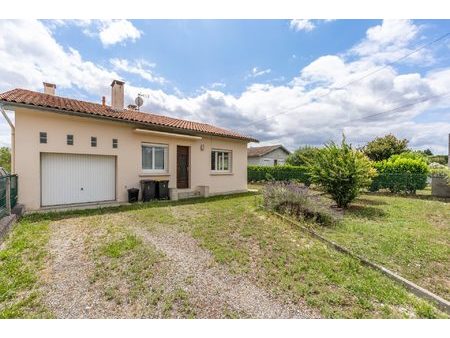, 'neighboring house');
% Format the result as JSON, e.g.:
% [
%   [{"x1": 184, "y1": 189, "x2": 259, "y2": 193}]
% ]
[
  {"x1": 0, "y1": 81, "x2": 258, "y2": 210},
  {"x1": 247, "y1": 145, "x2": 290, "y2": 166}
]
